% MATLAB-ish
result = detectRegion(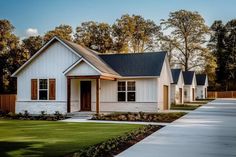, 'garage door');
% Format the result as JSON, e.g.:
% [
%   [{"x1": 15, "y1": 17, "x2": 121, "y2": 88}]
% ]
[{"x1": 163, "y1": 85, "x2": 169, "y2": 110}]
